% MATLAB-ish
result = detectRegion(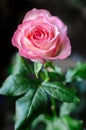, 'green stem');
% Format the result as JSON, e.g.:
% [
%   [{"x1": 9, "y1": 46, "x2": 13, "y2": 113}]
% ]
[
  {"x1": 26, "y1": 125, "x2": 31, "y2": 130},
  {"x1": 51, "y1": 97, "x2": 57, "y2": 117}
]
